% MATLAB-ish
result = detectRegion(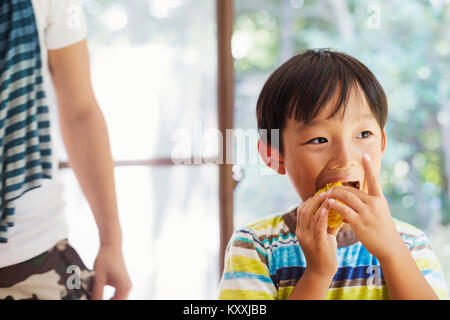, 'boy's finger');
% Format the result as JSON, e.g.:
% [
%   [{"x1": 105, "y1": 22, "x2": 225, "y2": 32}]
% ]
[
  {"x1": 310, "y1": 201, "x2": 322, "y2": 233},
  {"x1": 310, "y1": 192, "x2": 330, "y2": 232},
  {"x1": 328, "y1": 221, "x2": 343, "y2": 237},
  {"x1": 315, "y1": 207, "x2": 329, "y2": 241},
  {"x1": 328, "y1": 198, "x2": 358, "y2": 226},
  {"x1": 328, "y1": 185, "x2": 370, "y2": 204},
  {"x1": 362, "y1": 153, "x2": 383, "y2": 196},
  {"x1": 297, "y1": 205, "x2": 306, "y2": 234},
  {"x1": 326, "y1": 187, "x2": 366, "y2": 213},
  {"x1": 298, "y1": 192, "x2": 328, "y2": 232}
]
